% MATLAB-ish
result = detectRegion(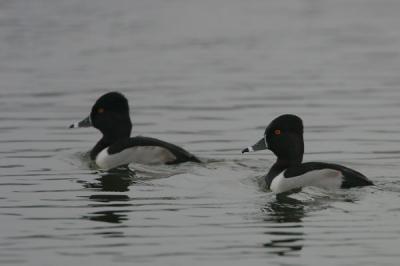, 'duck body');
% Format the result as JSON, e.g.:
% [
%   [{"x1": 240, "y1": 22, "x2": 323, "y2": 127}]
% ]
[
  {"x1": 70, "y1": 92, "x2": 200, "y2": 169},
  {"x1": 242, "y1": 114, "x2": 373, "y2": 194},
  {"x1": 266, "y1": 161, "x2": 373, "y2": 194},
  {"x1": 93, "y1": 136, "x2": 200, "y2": 169}
]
